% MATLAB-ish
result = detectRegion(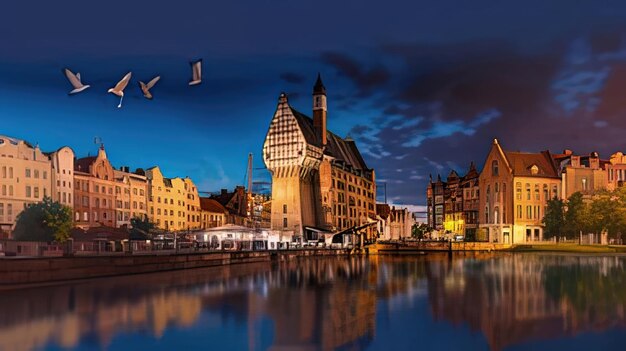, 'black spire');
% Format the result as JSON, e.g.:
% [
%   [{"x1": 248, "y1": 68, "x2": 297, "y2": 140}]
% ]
[{"x1": 313, "y1": 73, "x2": 326, "y2": 95}]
